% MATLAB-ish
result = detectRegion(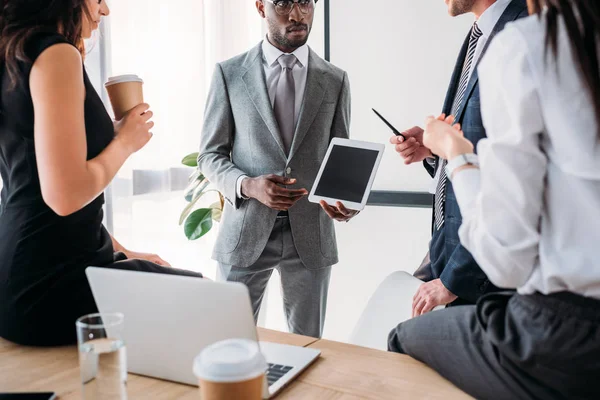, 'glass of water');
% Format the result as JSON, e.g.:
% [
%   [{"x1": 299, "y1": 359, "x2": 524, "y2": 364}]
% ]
[{"x1": 76, "y1": 313, "x2": 128, "y2": 400}]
